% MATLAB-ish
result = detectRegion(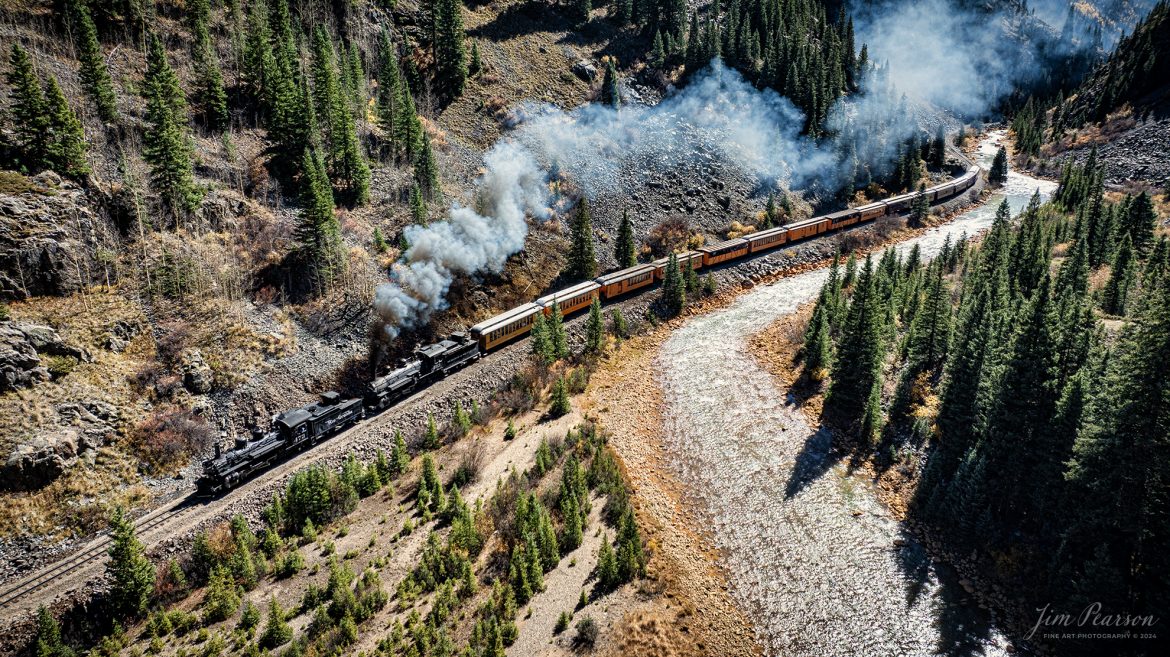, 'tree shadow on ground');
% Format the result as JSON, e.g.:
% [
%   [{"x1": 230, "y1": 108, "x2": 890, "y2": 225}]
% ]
[
  {"x1": 893, "y1": 526, "x2": 1002, "y2": 656},
  {"x1": 783, "y1": 419, "x2": 840, "y2": 499}
]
